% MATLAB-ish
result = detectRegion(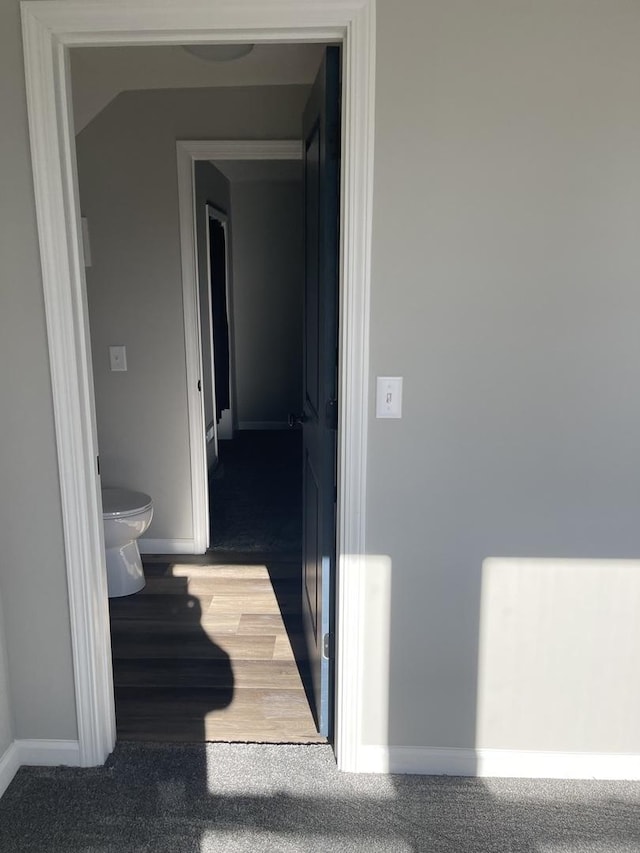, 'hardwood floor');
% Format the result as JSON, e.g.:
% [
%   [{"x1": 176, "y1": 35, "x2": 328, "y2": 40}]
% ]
[{"x1": 109, "y1": 554, "x2": 325, "y2": 744}]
